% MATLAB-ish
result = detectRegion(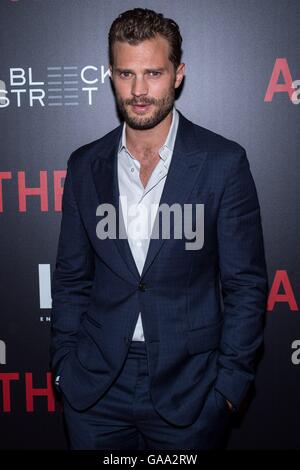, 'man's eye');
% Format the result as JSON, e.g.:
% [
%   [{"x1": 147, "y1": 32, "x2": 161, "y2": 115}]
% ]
[
  {"x1": 120, "y1": 72, "x2": 132, "y2": 78},
  {"x1": 148, "y1": 71, "x2": 161, "y2": 77}
]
